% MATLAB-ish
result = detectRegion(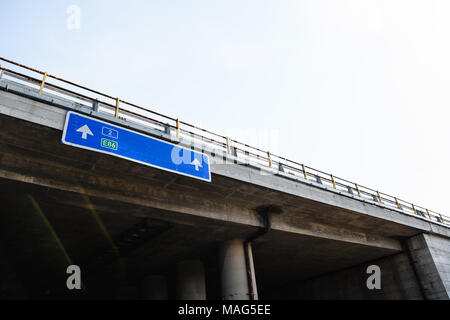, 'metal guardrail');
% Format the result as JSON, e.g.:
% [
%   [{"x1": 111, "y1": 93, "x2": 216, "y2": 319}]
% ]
[{"x1": 0, "y1": 57, "x2": 448, "y2": 227}]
